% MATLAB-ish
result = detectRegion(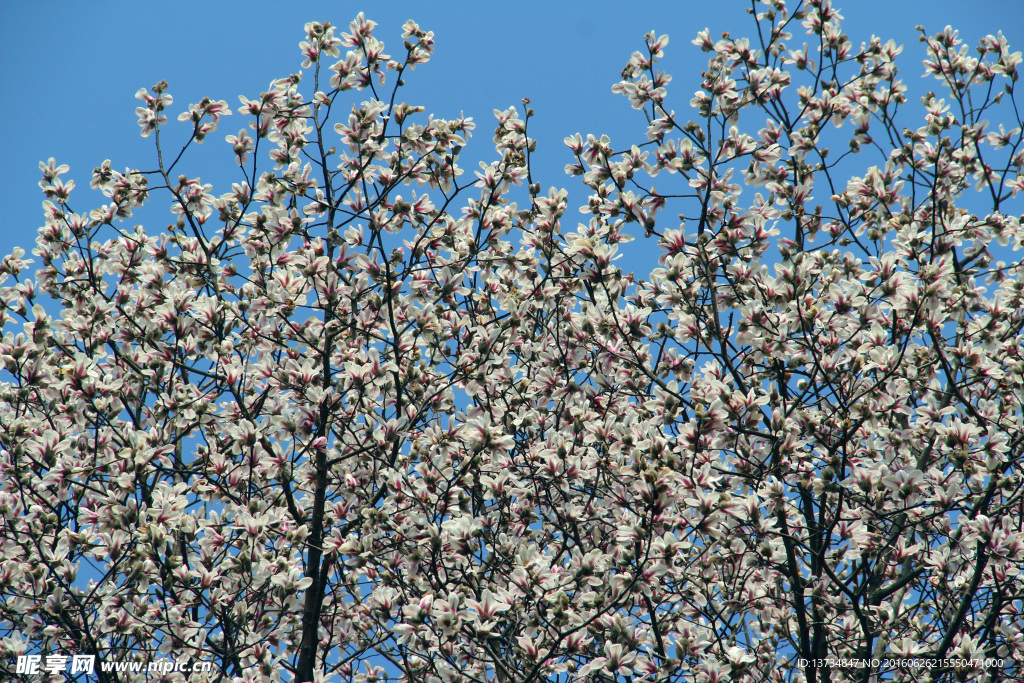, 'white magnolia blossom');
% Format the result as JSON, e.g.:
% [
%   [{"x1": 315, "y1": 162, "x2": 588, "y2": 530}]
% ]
[{"x1": 1, "y1": 4, "x2": 1023, "y2": 683}]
